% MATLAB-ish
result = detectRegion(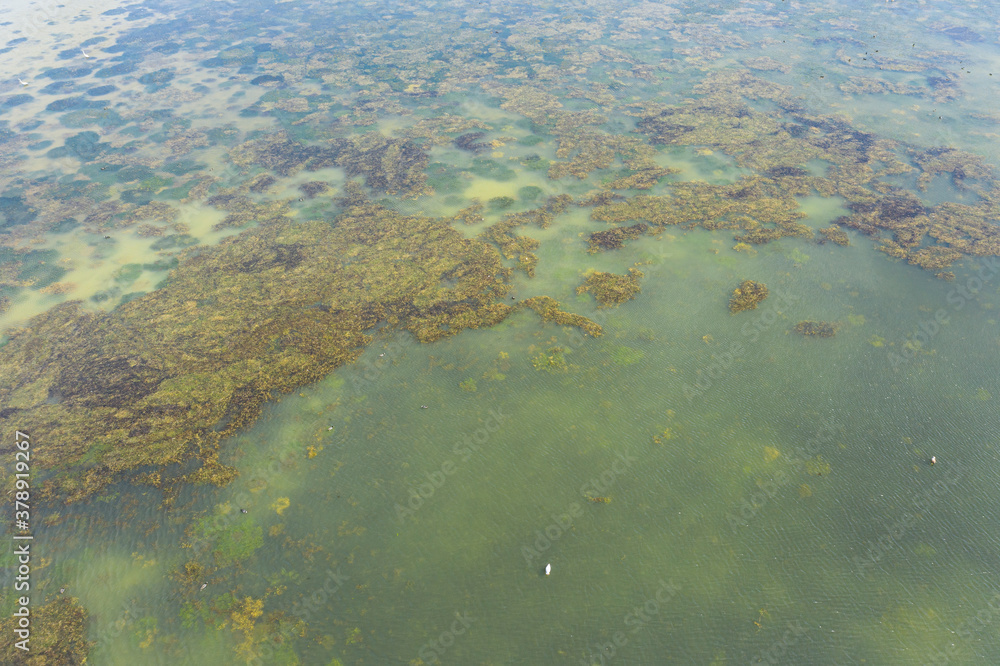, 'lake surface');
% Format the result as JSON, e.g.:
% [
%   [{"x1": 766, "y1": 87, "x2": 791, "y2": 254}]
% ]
[{"x1": 2, "y1": 1, "x2": 1000, "y2": 664}]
